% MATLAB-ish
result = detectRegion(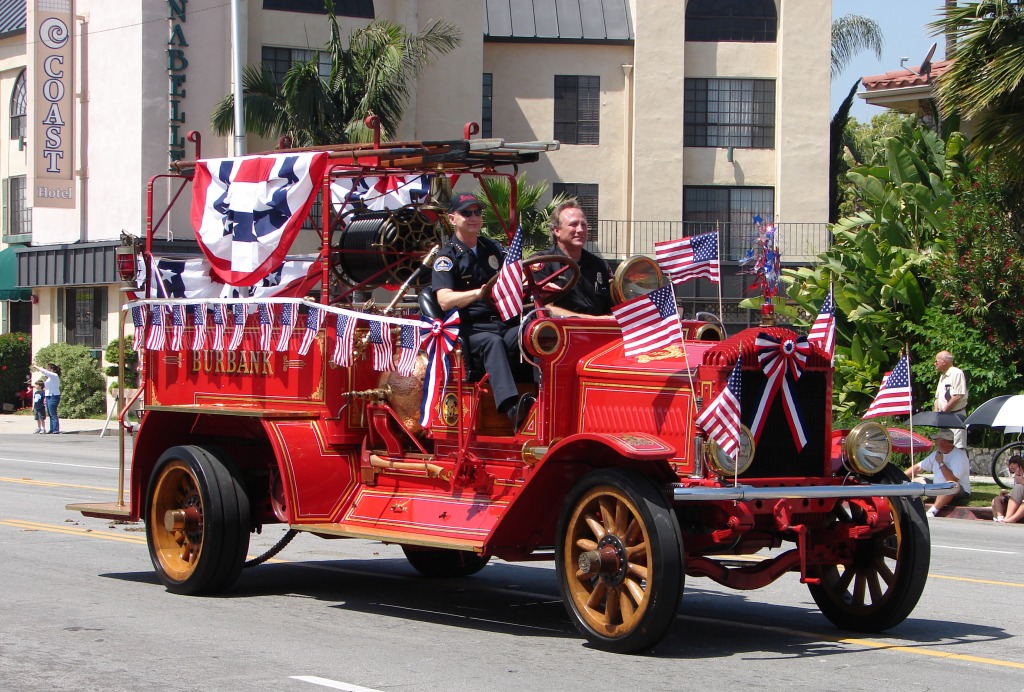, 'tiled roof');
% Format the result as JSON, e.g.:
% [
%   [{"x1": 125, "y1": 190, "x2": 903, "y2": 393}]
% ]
[
  {"x1": 861, "y1": 58, "x2": 953, "y2": 92},
  {"x1": 0, "y1": 0, "x2": 25, "y2": 39},
  {"x1": 485, "y1": 0, "x2": 634, "y2": 42}
]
